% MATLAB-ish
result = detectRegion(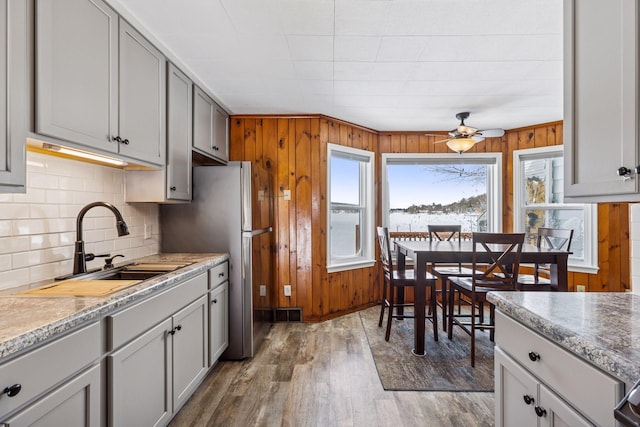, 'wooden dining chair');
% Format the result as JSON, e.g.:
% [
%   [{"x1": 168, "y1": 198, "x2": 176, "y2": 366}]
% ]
[
  {"x1": 377, "y1": 226, "x2": 438, "y2": 342},
  {"x1": 517, "y1": 227, "x2": 573, "y2": 291},
  {"x1": 447, "y1": 232, "x2": 524, "y2": 367},
  {"x1": 428, "y1": 224, "x2": 478, "y2": 332}
]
